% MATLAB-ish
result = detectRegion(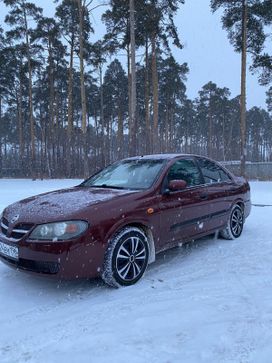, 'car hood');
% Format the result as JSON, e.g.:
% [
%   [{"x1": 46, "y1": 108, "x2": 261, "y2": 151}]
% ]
[{"x1": 4, "y1": 187, "x2": 137, "y2": 224}]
